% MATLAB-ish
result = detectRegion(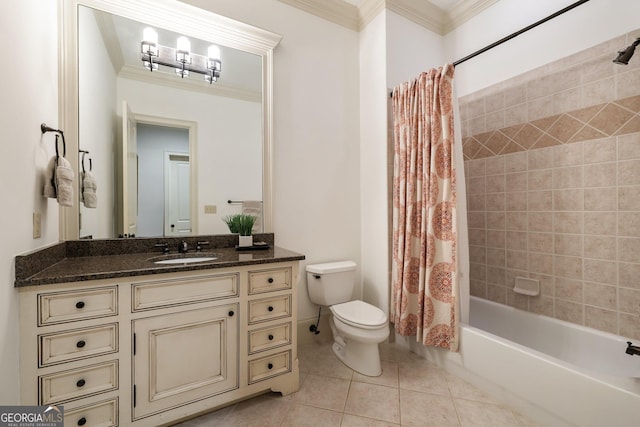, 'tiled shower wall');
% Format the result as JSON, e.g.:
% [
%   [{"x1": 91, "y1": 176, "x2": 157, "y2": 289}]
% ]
[{"x1": 460, "y1": 30, "x2": 640, "y2": 341}]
